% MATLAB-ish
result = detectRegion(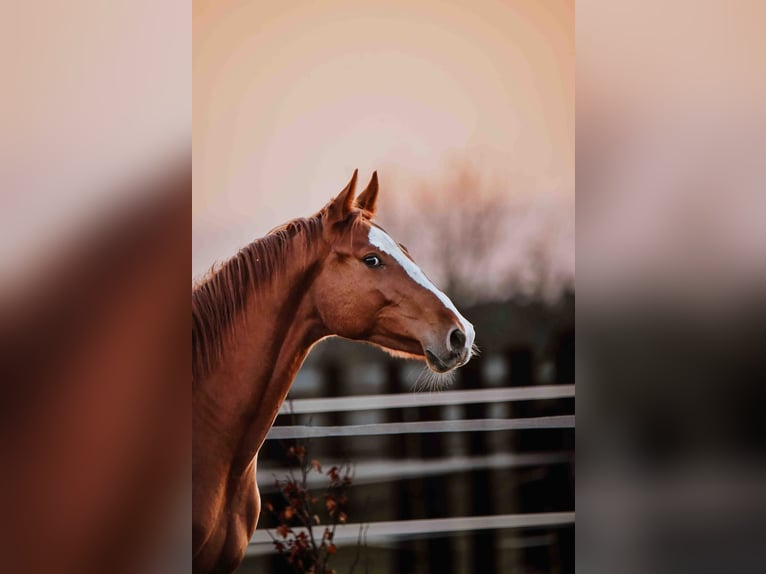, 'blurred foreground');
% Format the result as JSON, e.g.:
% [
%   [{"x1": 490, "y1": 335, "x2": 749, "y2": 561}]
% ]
[
  {"x1": 0, "y1": 2, "x2": 189, "y2": 571},
  {"x1": 0, "y1": 165, "x2": 191, "y2": 573}
]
